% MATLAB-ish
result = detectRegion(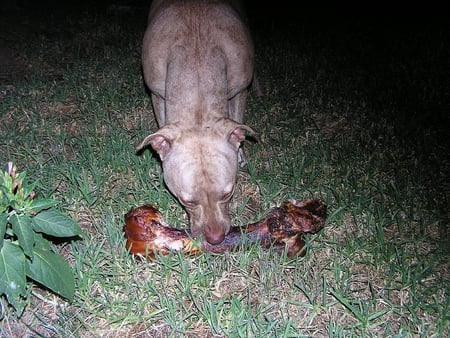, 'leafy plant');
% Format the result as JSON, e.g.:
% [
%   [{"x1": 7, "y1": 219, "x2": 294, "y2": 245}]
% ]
[{"x1": 0, "y1": 162, "x2": 81, "y2": 317}]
